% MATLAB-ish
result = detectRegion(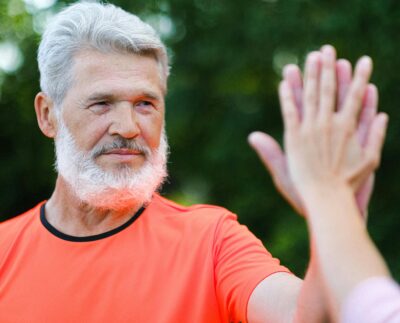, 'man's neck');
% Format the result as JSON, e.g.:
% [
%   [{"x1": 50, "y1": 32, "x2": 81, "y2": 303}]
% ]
[{"x1": 45, "y1": 177, "x2": 142, "y2": 237}]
